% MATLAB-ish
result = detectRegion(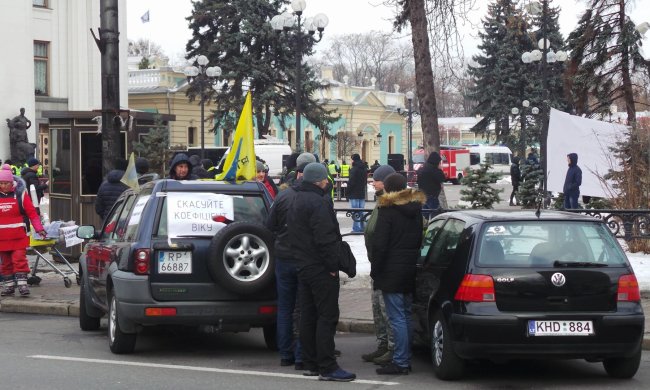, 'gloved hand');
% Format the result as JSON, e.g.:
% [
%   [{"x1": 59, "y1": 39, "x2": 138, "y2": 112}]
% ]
[{"x1": 38, "y1": 230, "x2": 47, "y2": 239}]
